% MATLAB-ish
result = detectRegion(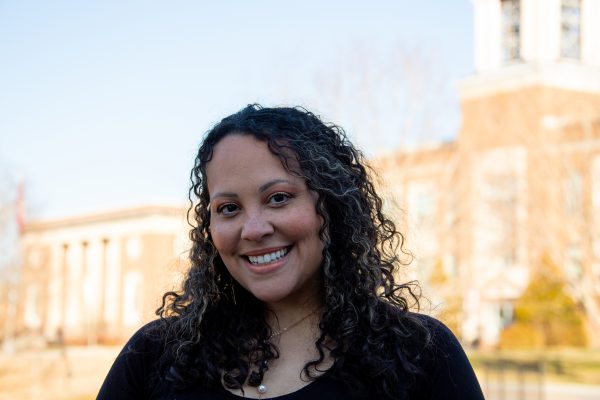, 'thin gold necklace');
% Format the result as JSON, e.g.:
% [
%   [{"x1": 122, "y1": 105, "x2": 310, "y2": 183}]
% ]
[
  {"x1": 257, "y1": 307, "x2": 321, "y2": 398},
  {"x1": 268, "y1": 307, "x2": 320, "y2": 339}
]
